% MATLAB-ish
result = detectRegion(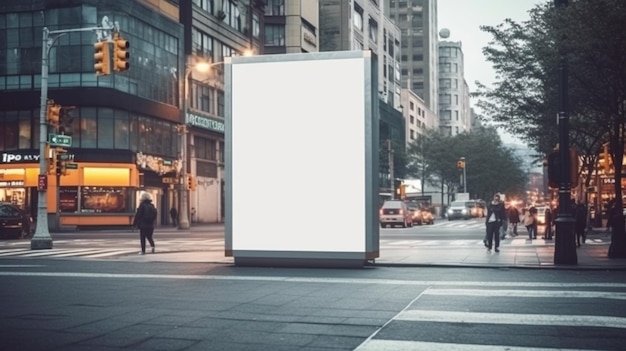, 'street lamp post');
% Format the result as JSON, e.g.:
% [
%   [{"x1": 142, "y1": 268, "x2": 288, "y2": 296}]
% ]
[
  {"x1": 553, "y1": 0, "x2": 577, "y2": 264},
  {"x1": 178, "y1": 60, "x2": 216, "y2": 229}
]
